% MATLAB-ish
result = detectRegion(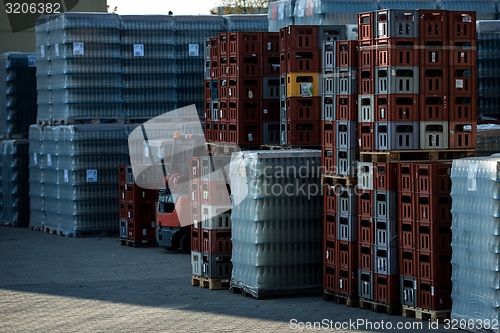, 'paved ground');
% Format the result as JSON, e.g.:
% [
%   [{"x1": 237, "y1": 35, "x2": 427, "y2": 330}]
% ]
[{"x1": 0, "y1": 227, "x2": 453, "y2": 333}]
